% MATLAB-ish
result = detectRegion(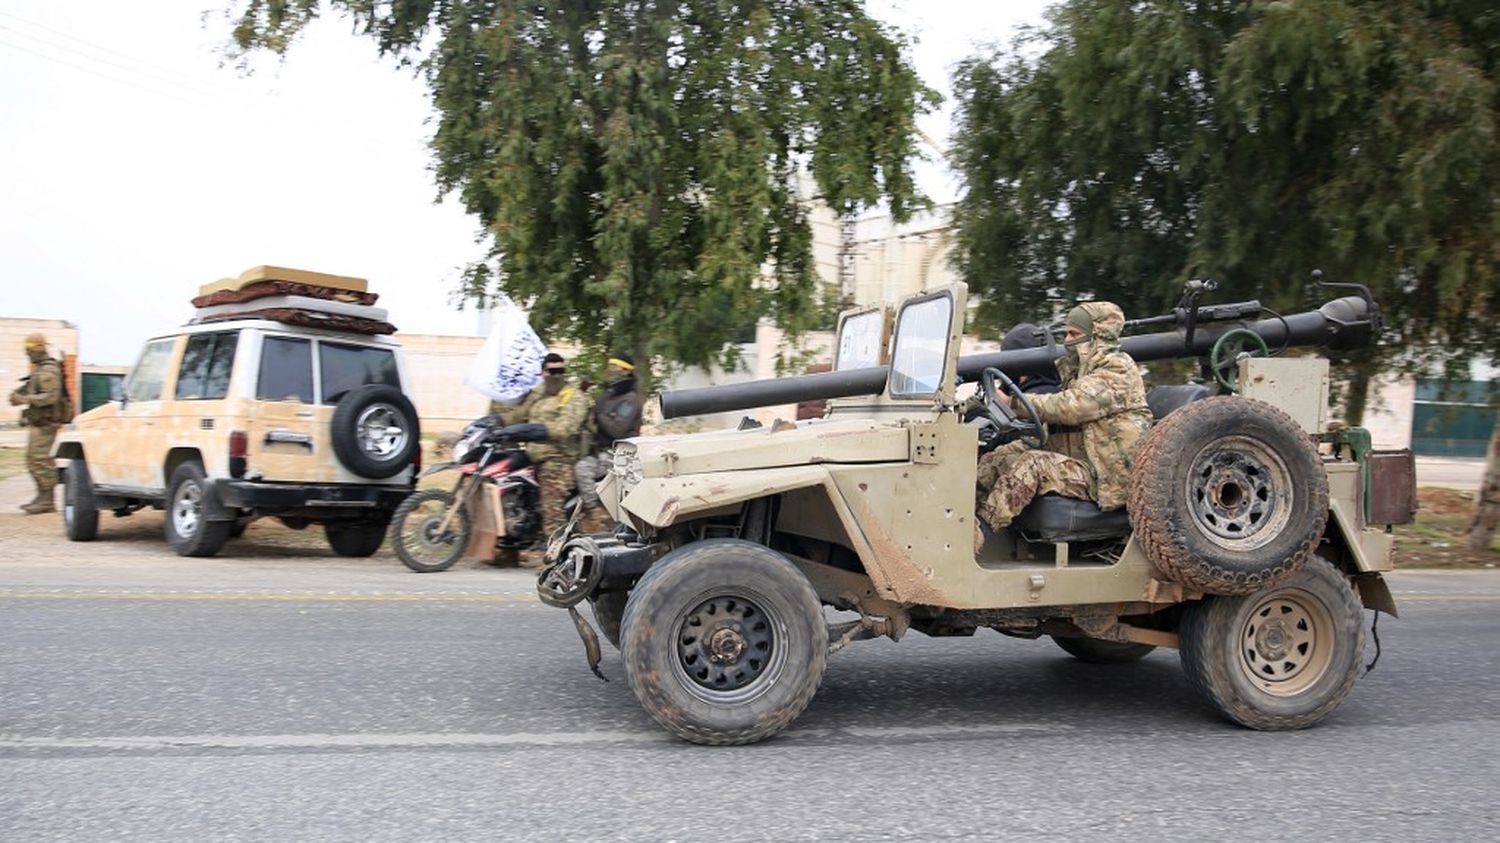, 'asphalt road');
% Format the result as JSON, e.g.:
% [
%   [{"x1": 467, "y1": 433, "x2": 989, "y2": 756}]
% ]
[{"x1": 1, "y1": 523, "x2": 1497, "y2": 840}]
